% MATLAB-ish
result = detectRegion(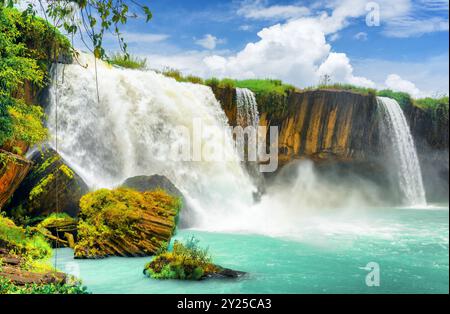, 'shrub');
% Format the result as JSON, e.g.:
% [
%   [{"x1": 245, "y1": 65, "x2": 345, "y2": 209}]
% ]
[
  {"x1": 235, "y1": 79, "x2": 294, "y2": 96},
  {"x1": 0, "y1": 214, "x2": 52, "y2": 263},
  {"x1": 144, "y1": 236, "x2": 219, "y2": 281},
  {"x1": 0, "y1": 277, "x2": 89, "y2": 294}
]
